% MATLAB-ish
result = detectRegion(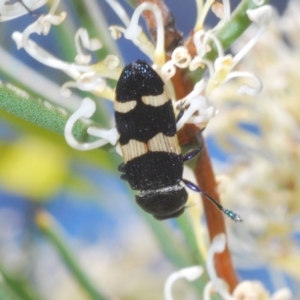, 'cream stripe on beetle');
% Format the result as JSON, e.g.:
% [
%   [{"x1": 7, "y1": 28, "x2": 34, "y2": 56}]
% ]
[
  {"x1": 121, "y1": 133, "x2": 180, "y2": 163},
  {"x1": 121, "y1": 139, "x2": 148, "y2": 163},
  {"x1": 141, "y1": 89, "x2": 170, "y2": 107},
  {"x1": 148, "y1": 133, "x2": 180, "y2": 154},
  {"x1": 114, "y1": 100, "x2": 137, "y2": 113}
]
